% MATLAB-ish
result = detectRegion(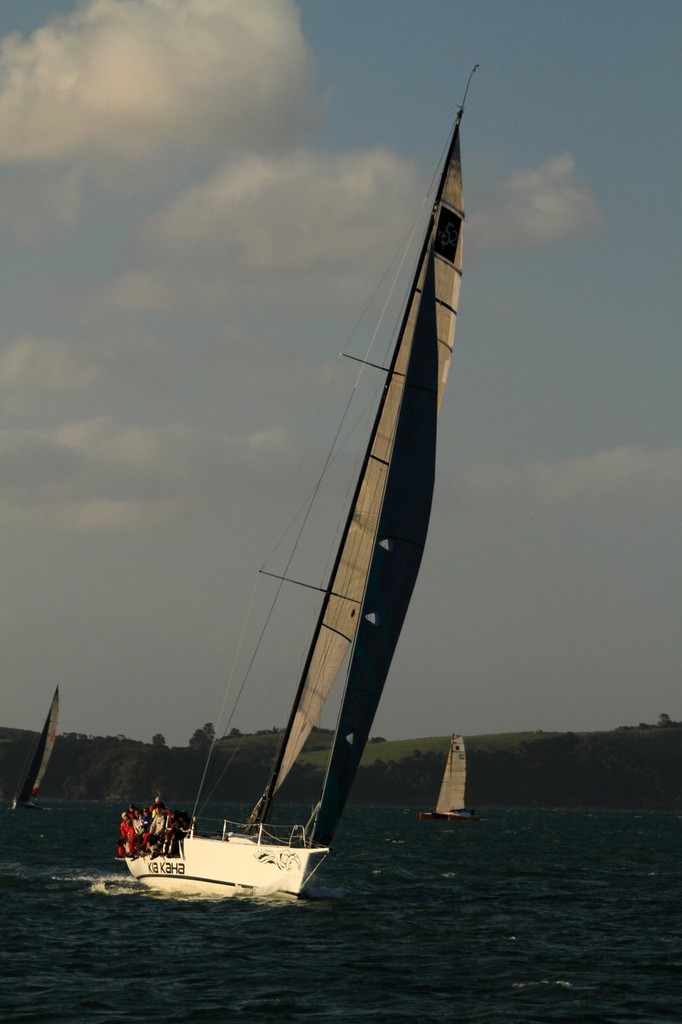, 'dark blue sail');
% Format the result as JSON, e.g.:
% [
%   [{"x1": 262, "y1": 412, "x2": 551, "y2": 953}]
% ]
[
  {"x1": 13, "y1": 686, "x2": 59, "y2": 809},
  {"x1": 312, "y1": 249, "x2": 440, "y2": 847}
]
